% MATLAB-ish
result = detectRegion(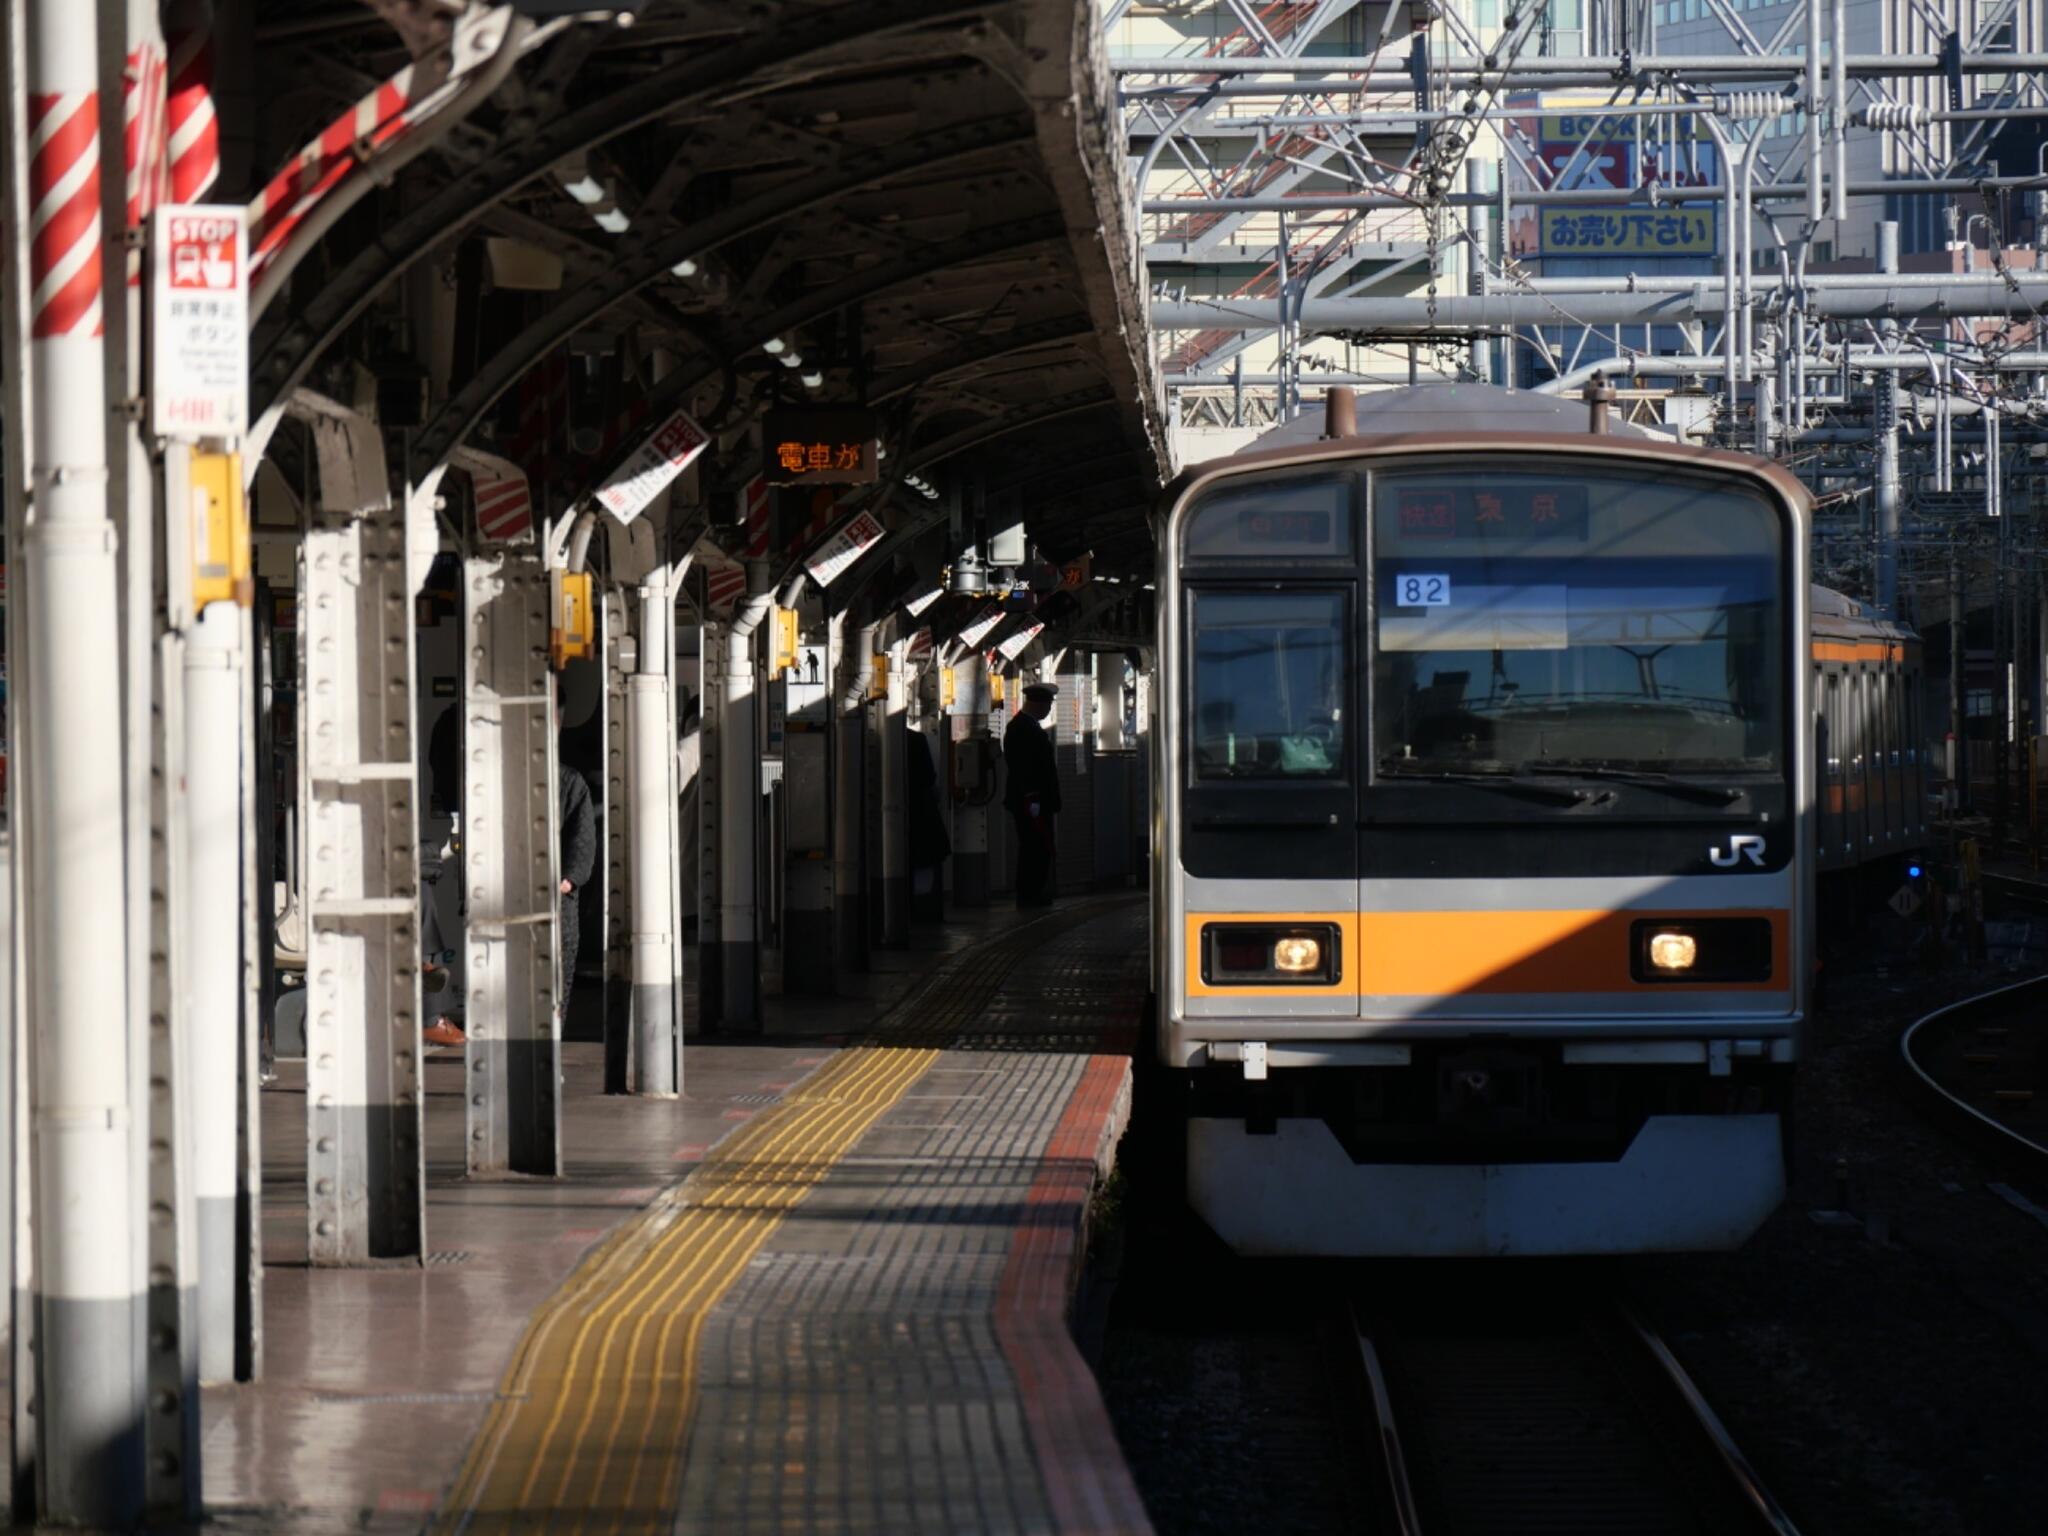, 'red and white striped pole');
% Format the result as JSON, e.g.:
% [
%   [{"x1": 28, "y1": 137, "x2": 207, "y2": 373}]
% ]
[
  {"x1": 22, "y1": 0, "x2": 145, "y2": 1524},
  {"x1": 164, "y1": 0, "x2": 219, "y2": 201}
]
